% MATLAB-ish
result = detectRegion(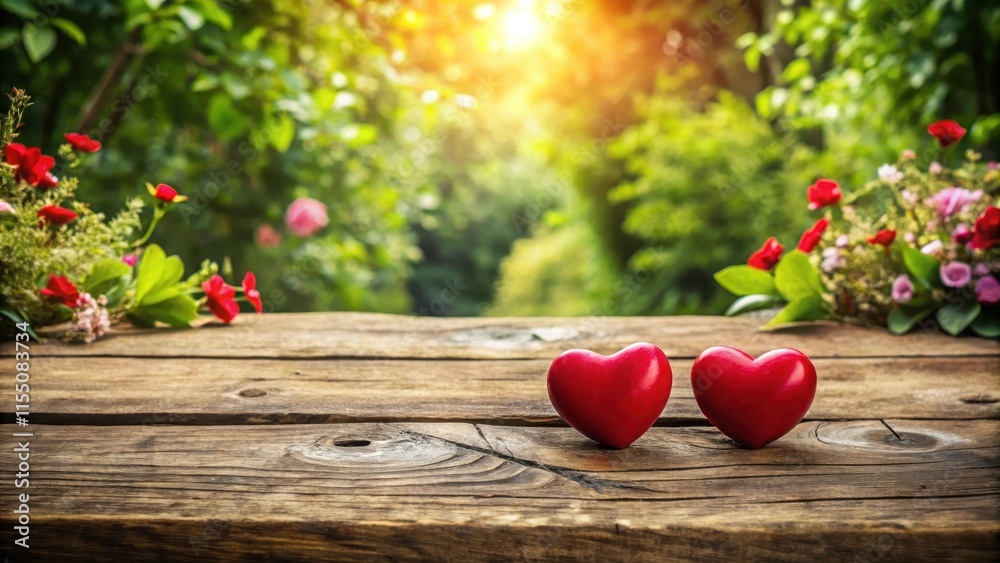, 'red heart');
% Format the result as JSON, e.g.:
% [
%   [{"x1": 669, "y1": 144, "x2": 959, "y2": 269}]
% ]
[
  {"x1": 547, "y1": 343, "x2": 672, "y2": 449},
  {"x1": 691, "y1": 346, "x2": 817, "y2": 449}
]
